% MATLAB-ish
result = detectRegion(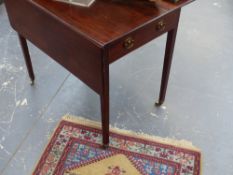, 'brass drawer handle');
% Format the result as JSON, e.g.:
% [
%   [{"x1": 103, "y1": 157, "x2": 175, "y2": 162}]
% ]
[
  {"x1": 156, "y1": 20, "x2": 166, "y2": 31},
  {"x1": 123, "y1": 37, "x2": 135, "y2": 50}
]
